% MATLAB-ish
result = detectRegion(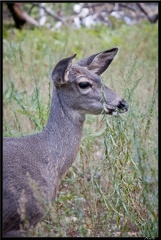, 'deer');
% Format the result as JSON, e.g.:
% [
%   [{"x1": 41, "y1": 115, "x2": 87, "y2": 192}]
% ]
[{"x1": 3, "y1": 47, "x2": 128, "y2": 237}]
